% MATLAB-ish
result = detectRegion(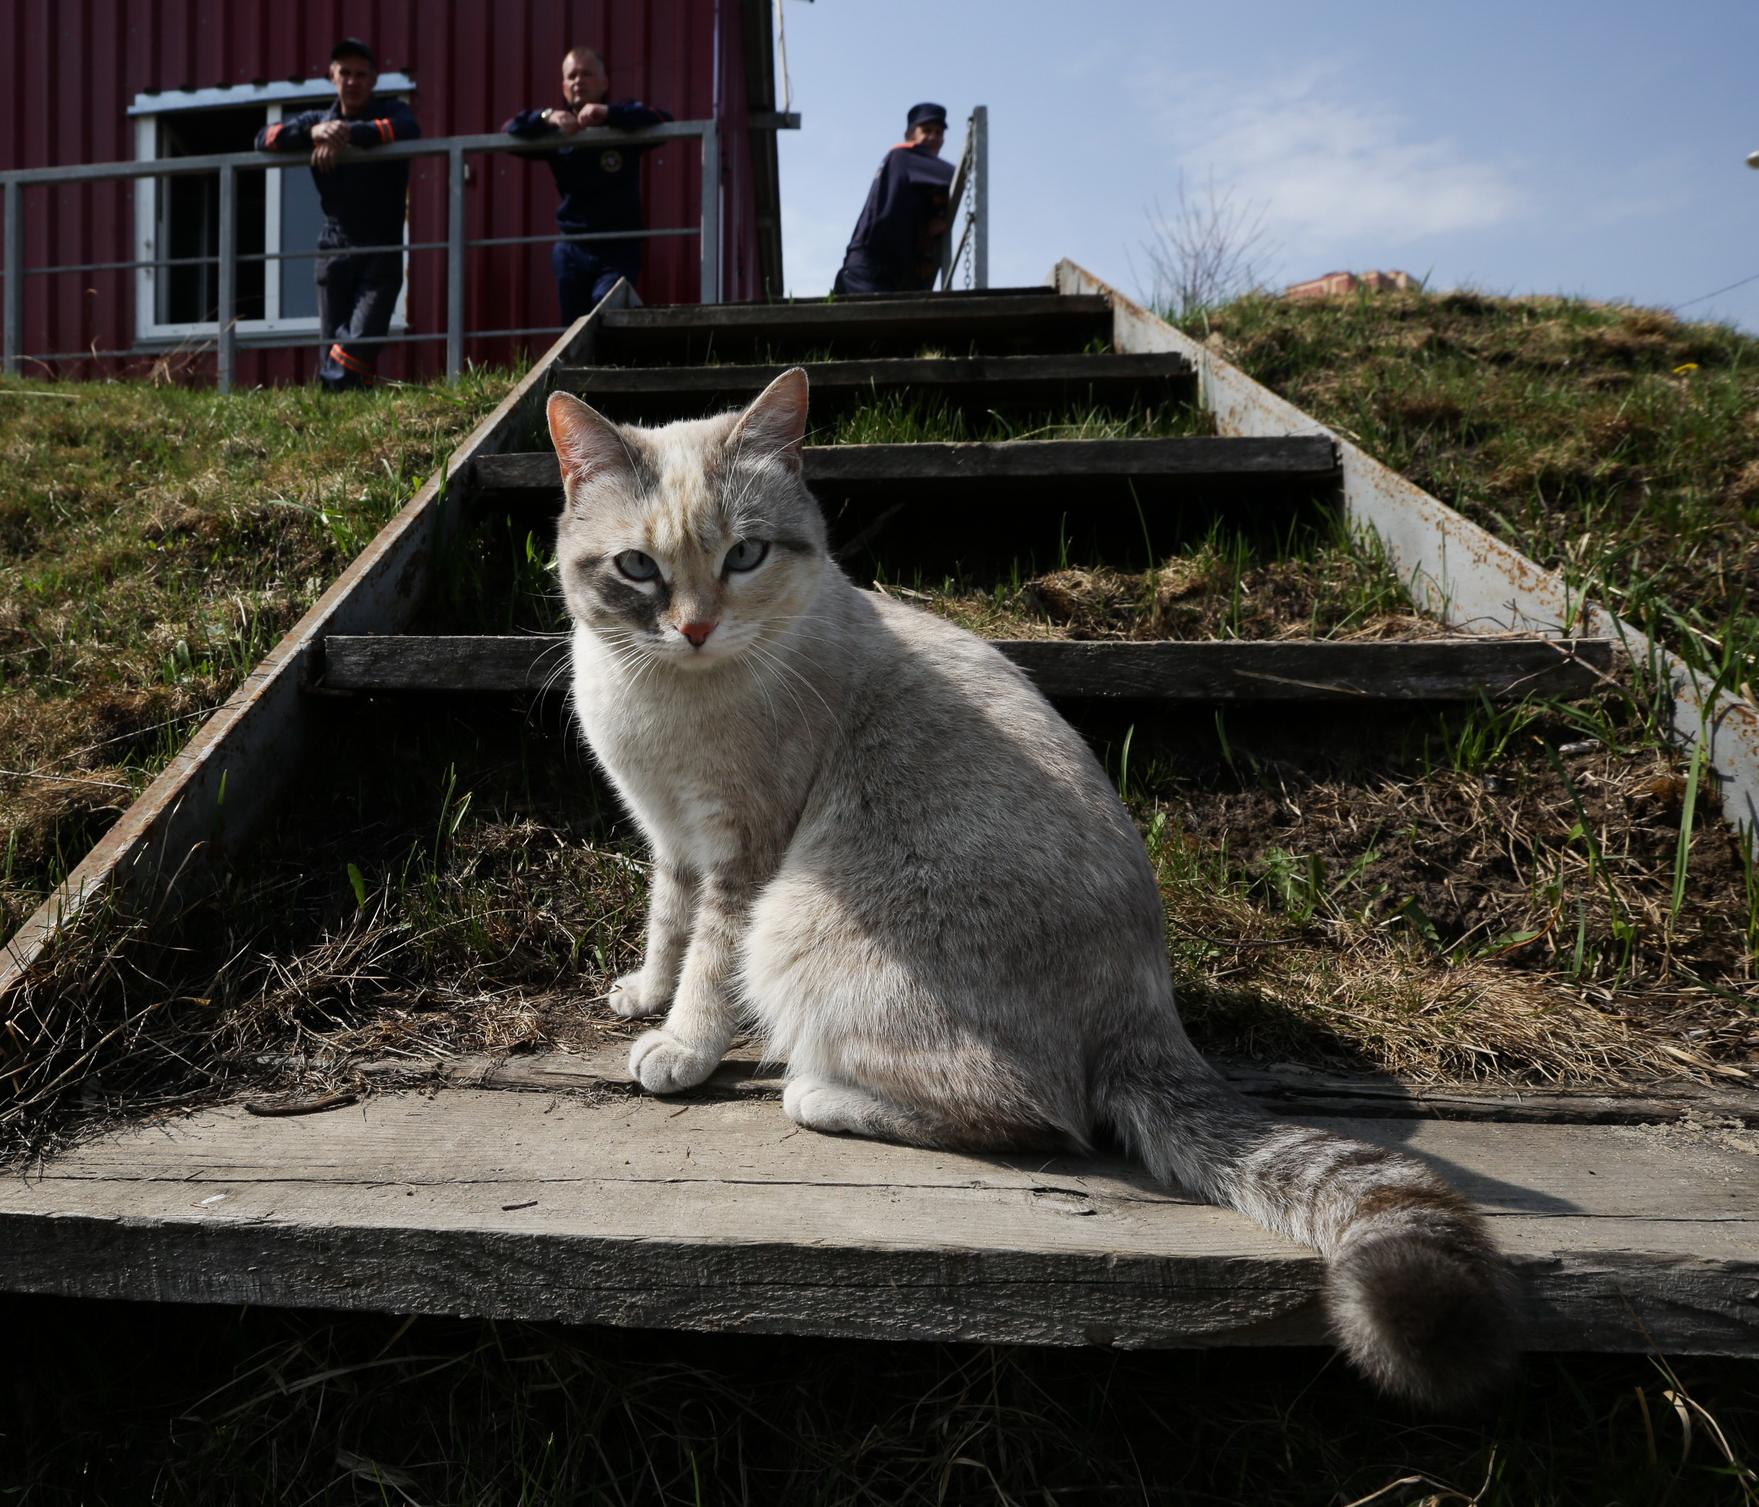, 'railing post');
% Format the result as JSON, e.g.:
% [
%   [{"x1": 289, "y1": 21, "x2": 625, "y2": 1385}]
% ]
[
  {"x1": 446, "y1": 144, "x2": 465, "y2": 382},
  {"x1": 699, "y1": 123, "x2": 721, "y2": 305},
  {"x1": 216, "y1": 163, "x2": 236, "y2": 393},
  {"x1": 4, "y1": 179, "x2": 22, "y2": 376},
  {"x1": 971, "y1": 105, "x2": 988, "y2": 291}
]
